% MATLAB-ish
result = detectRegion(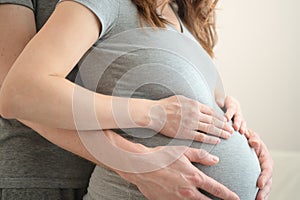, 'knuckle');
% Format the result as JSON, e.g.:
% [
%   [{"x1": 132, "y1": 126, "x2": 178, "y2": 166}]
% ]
[
  {"x1": 197, "y1": 149, "x2": 209, "y2": 159},
  {"x1": 189, "y1": 110, "x2": 199, "y2": 120},
  {"x1": 207, "y1": 116, "x2": 214, "y2": 124},
  {"x1": 179, "y1": 187, "x2": 195, "y2": 198},
  {"x1": 269, "y1": 178, "x2": 273, "y2": 185},
  {"x1": 212, "y1": 185, "x2": 223, "y2": 196},
  {"x1": 176, "y1": 95, "x2": 185, "y2": 100},
  {"x1": 196, "y1": 133, "x2": 205, "y2": 142},
  {"x1": 190, "y1": 172, "x2": 204, "y2": 186},
  {"x1": 209, "y1": 107, "x2": 214, "y2": 114},
  {"x1": 189, "y1": 100, "x2": 198, "y2": 109},
  {"x1": 204, "y1": 124, "x2": 210, "y2": 132}
]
